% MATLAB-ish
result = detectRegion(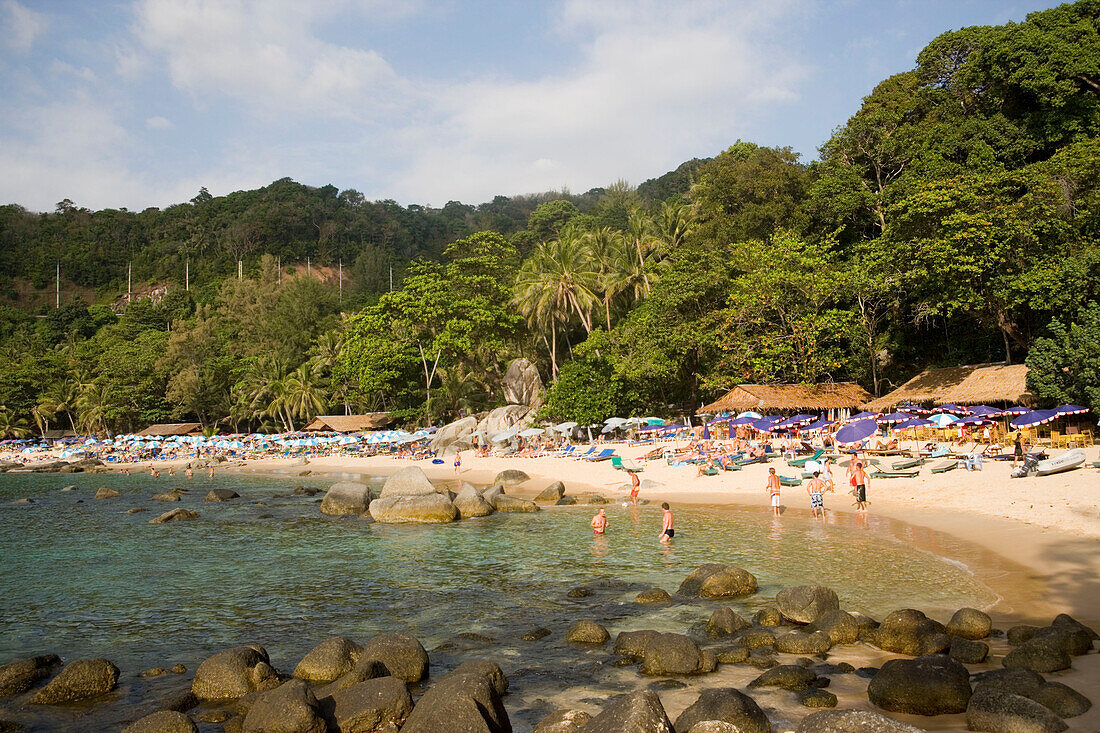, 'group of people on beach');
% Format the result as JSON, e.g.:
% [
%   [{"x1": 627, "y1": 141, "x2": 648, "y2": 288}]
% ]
[{"x1": 765, "y1": 457, "x2": 869, "y2": 518}]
